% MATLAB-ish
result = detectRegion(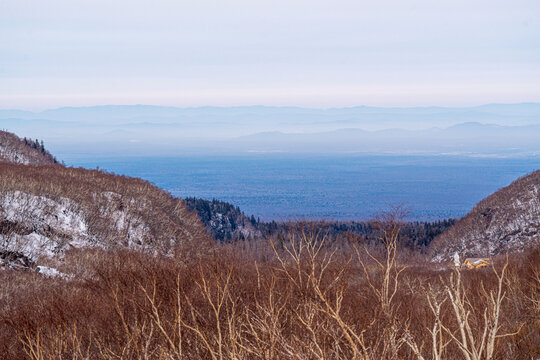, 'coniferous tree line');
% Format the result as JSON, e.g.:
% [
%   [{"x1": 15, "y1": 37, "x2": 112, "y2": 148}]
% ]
[
  {"x1": 0, "y1": 131, "x2": 59, "y2": 165},
  {"x1": 185, "y1": 197, "x2": 455, "y2": 251}
]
